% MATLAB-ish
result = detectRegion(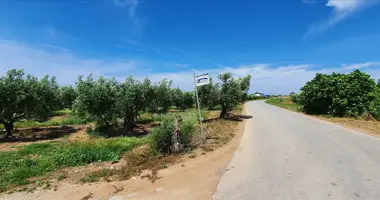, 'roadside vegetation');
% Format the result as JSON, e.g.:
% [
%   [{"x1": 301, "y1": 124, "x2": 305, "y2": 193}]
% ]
[
  {"x1": 0, "y1": 69, "x2": 251, "y2": 193},
  {"x1": 265, "y1": 98, "x2": 302, "y2": 112},
  {"x1": 266, "y1": 70, "x2": 380, "y2": 136}
]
